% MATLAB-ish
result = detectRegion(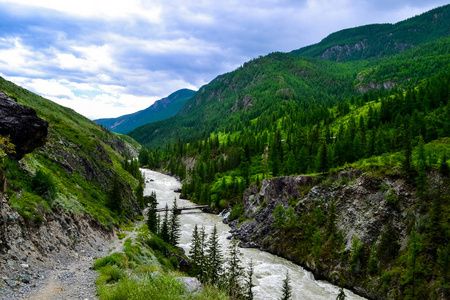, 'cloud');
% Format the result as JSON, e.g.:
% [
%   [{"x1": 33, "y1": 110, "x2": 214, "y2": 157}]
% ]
[{"x1": 0, "y1": 0, "x2": 447, "y2": 119}]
